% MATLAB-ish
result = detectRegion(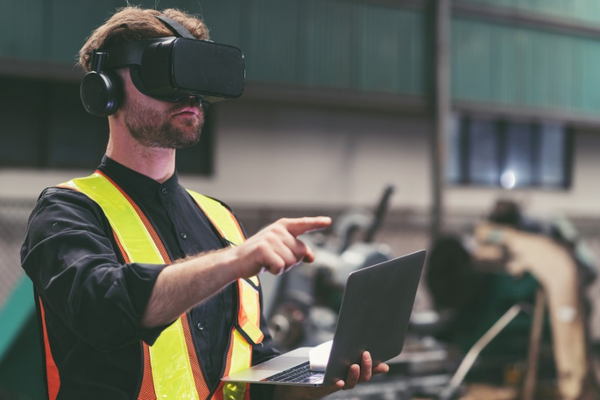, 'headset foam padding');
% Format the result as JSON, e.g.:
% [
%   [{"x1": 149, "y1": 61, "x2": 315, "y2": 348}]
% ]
[{"x1": 80, "y1": 70, "x2": 121, "y2": 116}]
